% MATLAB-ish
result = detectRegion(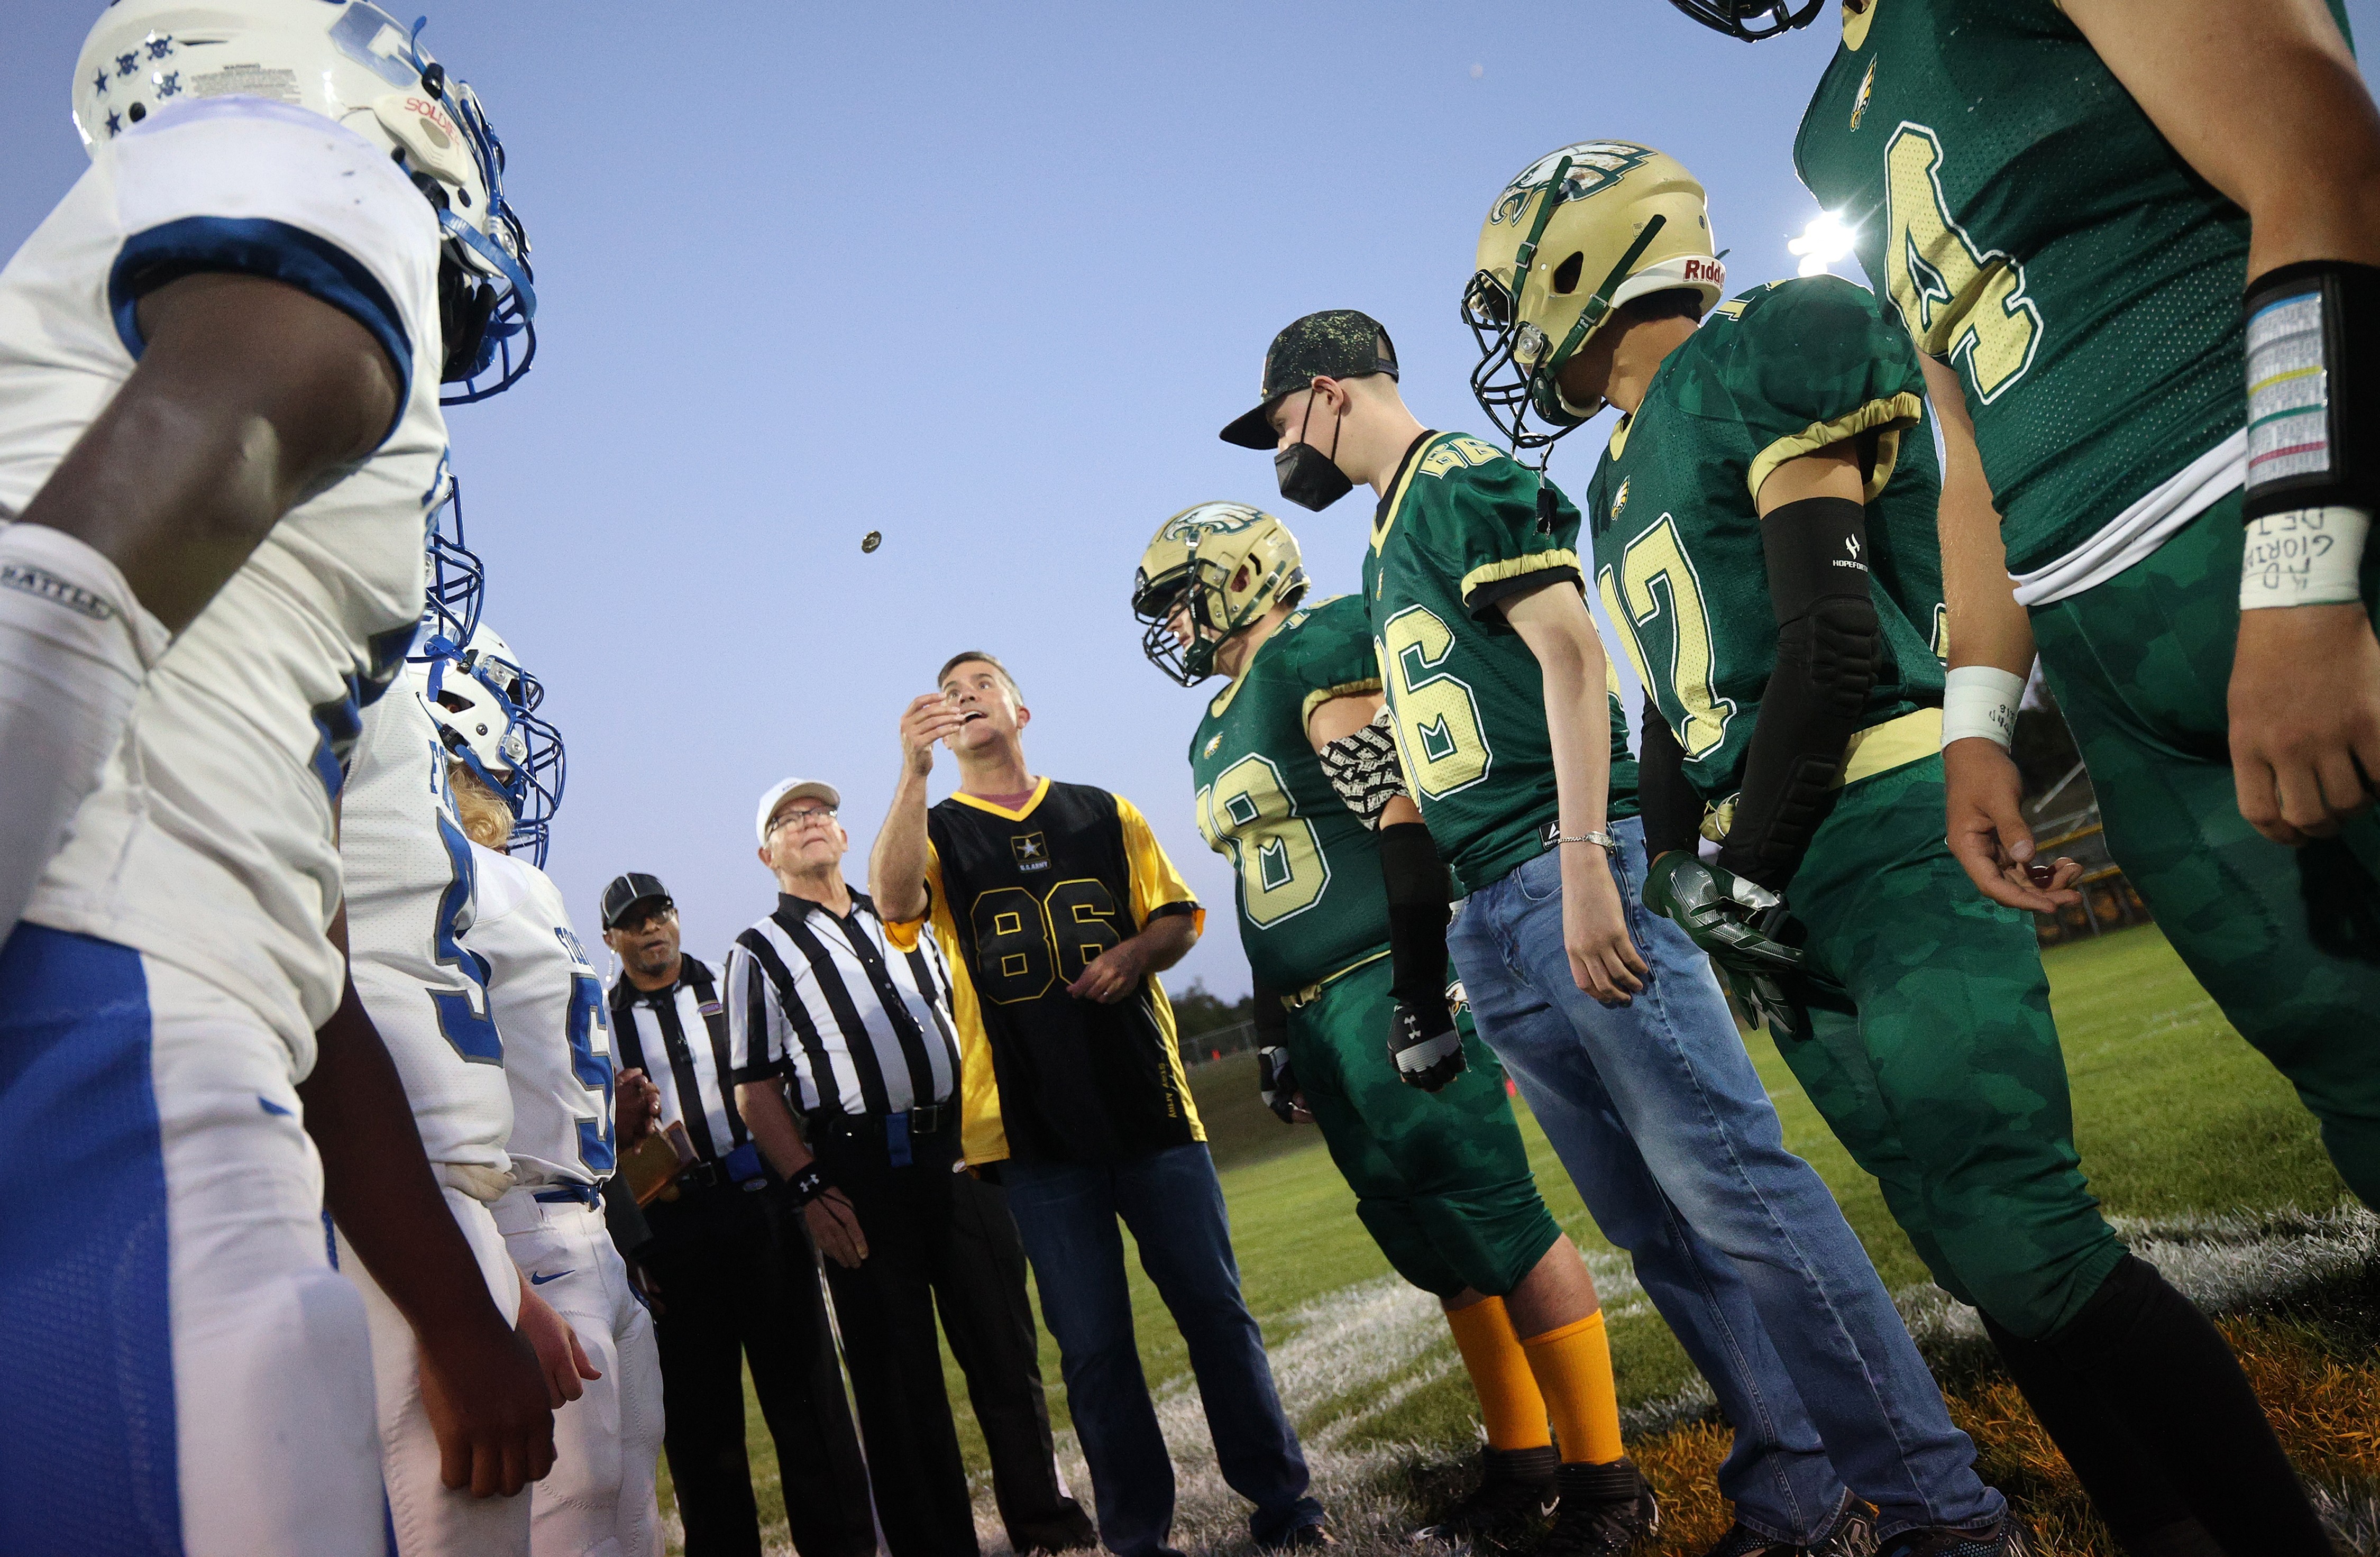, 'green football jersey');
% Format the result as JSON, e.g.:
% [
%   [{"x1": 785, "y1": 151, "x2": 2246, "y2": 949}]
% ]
[
  {"x1": 1789, "y1": 0, "x2": 2348, "y2": 576},
  {"x1": 1585, "y1": 277, "x2": 1948, "y2": 806},
  {"x1": 1360, "y1": 431, "x2": 1638, "y2": 894},
  {"x1": 1189, "y1": 594, "x2": 1394, "y2": 991}
]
